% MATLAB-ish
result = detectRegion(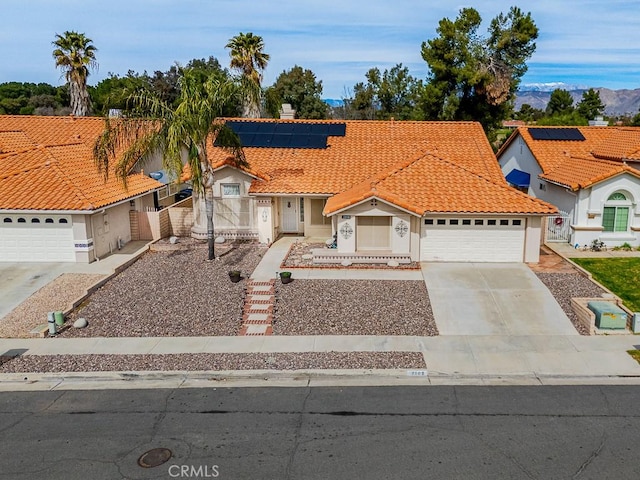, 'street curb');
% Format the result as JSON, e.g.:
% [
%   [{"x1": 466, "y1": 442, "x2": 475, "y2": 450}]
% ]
[{"x1": 2, "y1": 369, "x2": 640, "y2": 391}]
